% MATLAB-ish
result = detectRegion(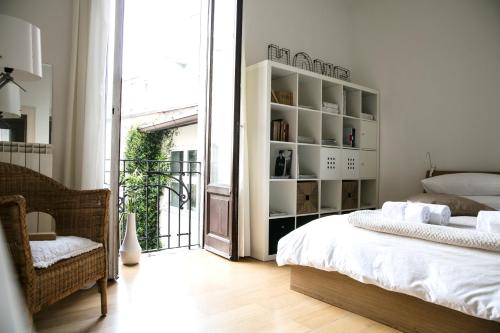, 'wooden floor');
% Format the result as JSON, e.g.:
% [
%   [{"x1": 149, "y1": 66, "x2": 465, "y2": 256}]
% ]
[{"x1": 34, "y1": 250, "x2": 401, "y2": 333}]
